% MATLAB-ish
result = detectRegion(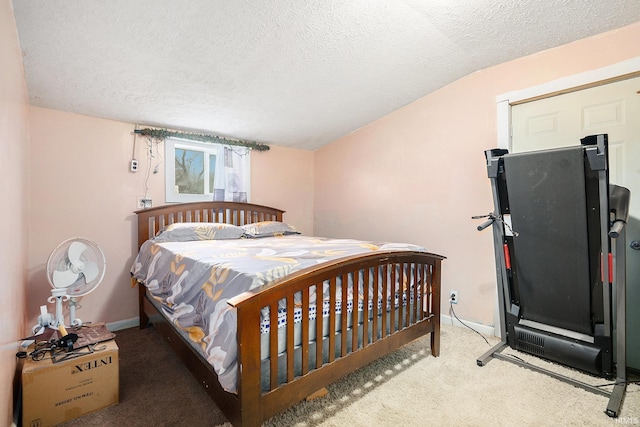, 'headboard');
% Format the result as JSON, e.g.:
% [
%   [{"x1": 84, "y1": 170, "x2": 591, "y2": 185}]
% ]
[{"x1": 135, "y1": 201, "x2": 285, "y2": 248}]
